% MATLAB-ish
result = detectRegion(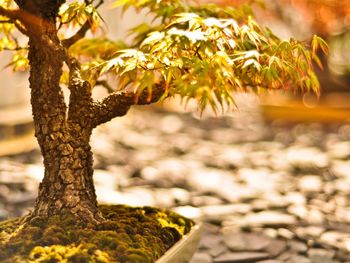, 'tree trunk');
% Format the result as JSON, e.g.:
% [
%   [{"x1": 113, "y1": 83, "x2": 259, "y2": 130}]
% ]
[
  {"x1": 23, "y1": 3, "x2": 102, "y2": 223},
  {"x1": 17, "y1": 0, "x2": 162, "y2": 223},
  {"x1": 29, "y1": 40, "x2": 102, "y2": 221},
  {"x1": 33, "y1": 126, "x2": 101, "y2": 222}
]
